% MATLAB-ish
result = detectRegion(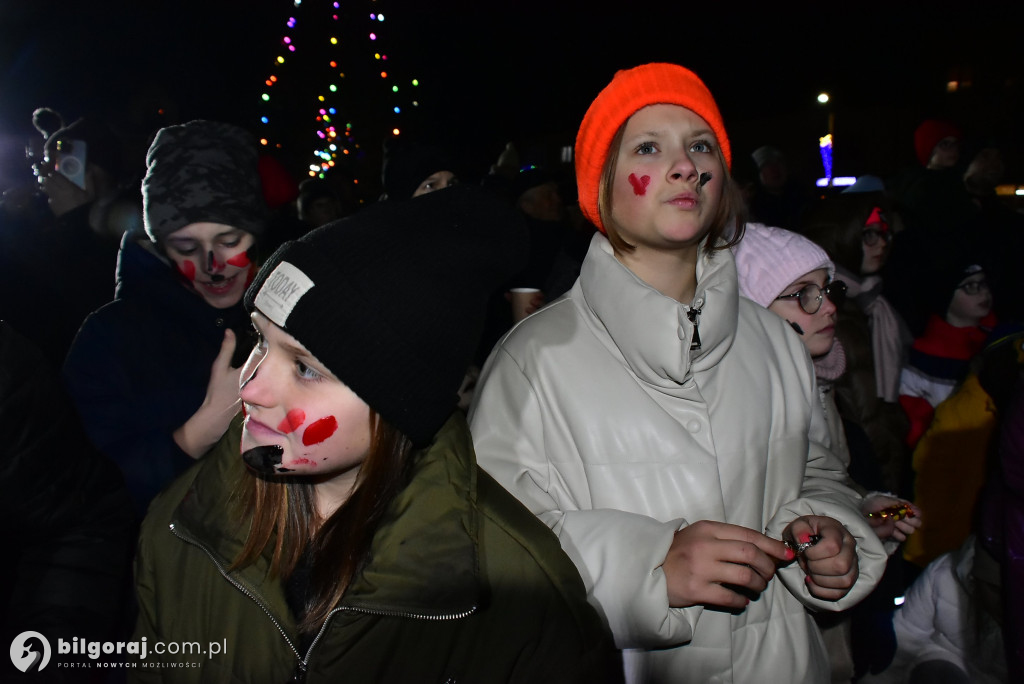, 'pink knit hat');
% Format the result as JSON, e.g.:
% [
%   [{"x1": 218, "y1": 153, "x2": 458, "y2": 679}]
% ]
[
  {"x1": 731, "y1": 223, "x2": 835, "y2": 308},
  {"x1": 574, "y1": 63, "x2": 731, "y2": 233}
]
